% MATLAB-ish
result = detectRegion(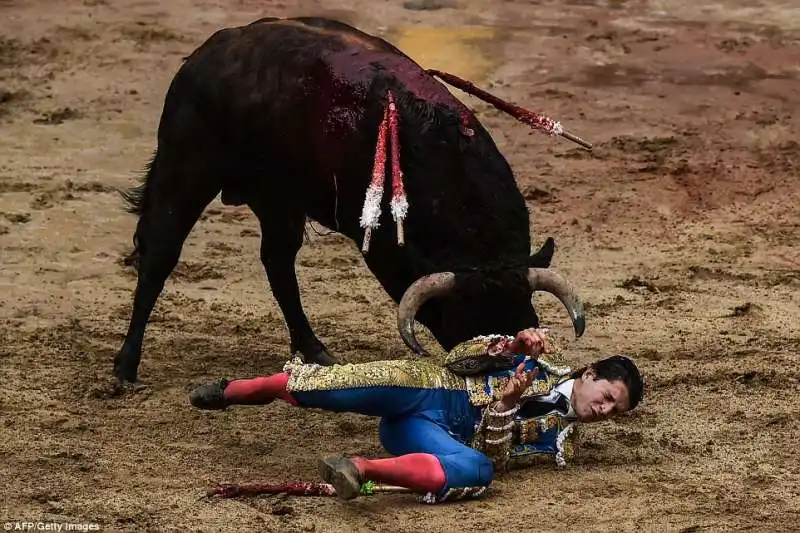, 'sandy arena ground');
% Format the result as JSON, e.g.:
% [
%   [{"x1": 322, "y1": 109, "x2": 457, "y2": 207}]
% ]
[{"x1": 1, "y1": 0, "x2": 799, "y2": 531}]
